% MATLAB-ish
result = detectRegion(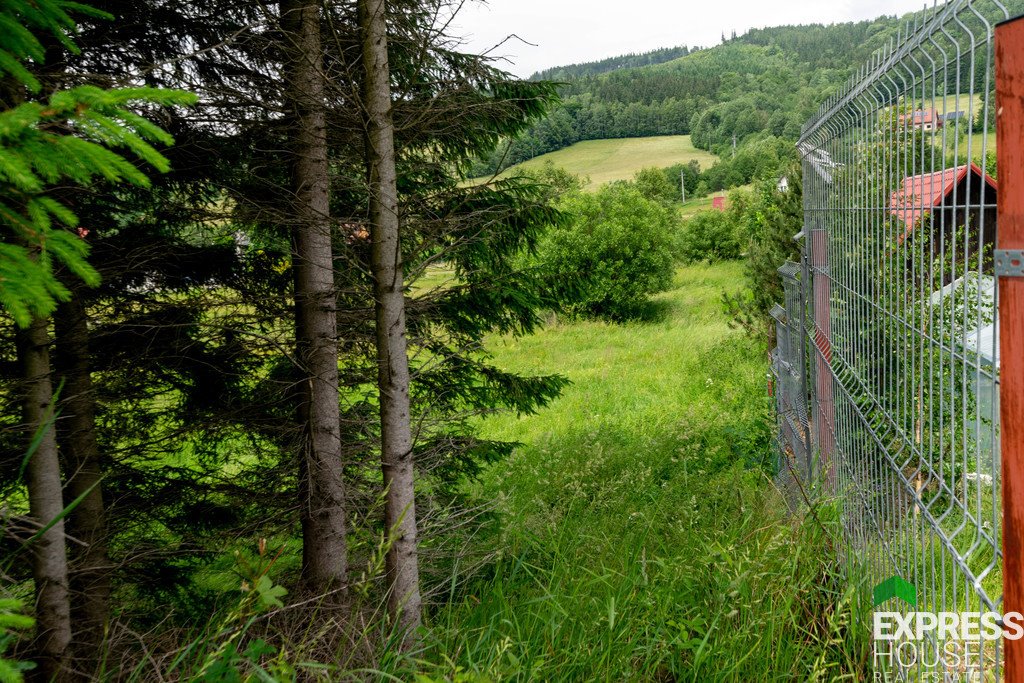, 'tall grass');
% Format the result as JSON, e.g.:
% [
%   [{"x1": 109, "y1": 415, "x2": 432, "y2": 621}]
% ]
[
  {"x1": 403, "y1": 263, "x2": 872, "y2": 681},
  {"x1": 41, "y1": 263, "x2": 870, "y2": 681}
]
